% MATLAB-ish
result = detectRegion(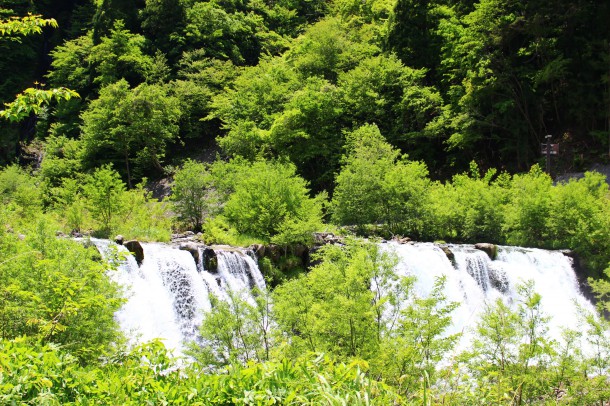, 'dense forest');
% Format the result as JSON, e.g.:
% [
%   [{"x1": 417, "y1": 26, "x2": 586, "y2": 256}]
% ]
[{"x1": 1, "y1": 0, "x2": 610, "y2": 404}]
